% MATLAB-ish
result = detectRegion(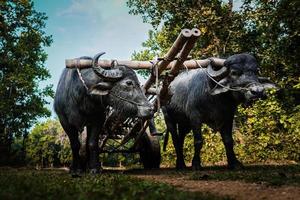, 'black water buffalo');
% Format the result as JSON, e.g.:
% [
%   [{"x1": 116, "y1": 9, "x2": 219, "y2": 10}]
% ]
[
  {"x1": 54, "y1": 52, "x2": 154, "y2": 174},
  {"x1": 162, "y1": 53, "x2": 274, "y2": 170}
]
